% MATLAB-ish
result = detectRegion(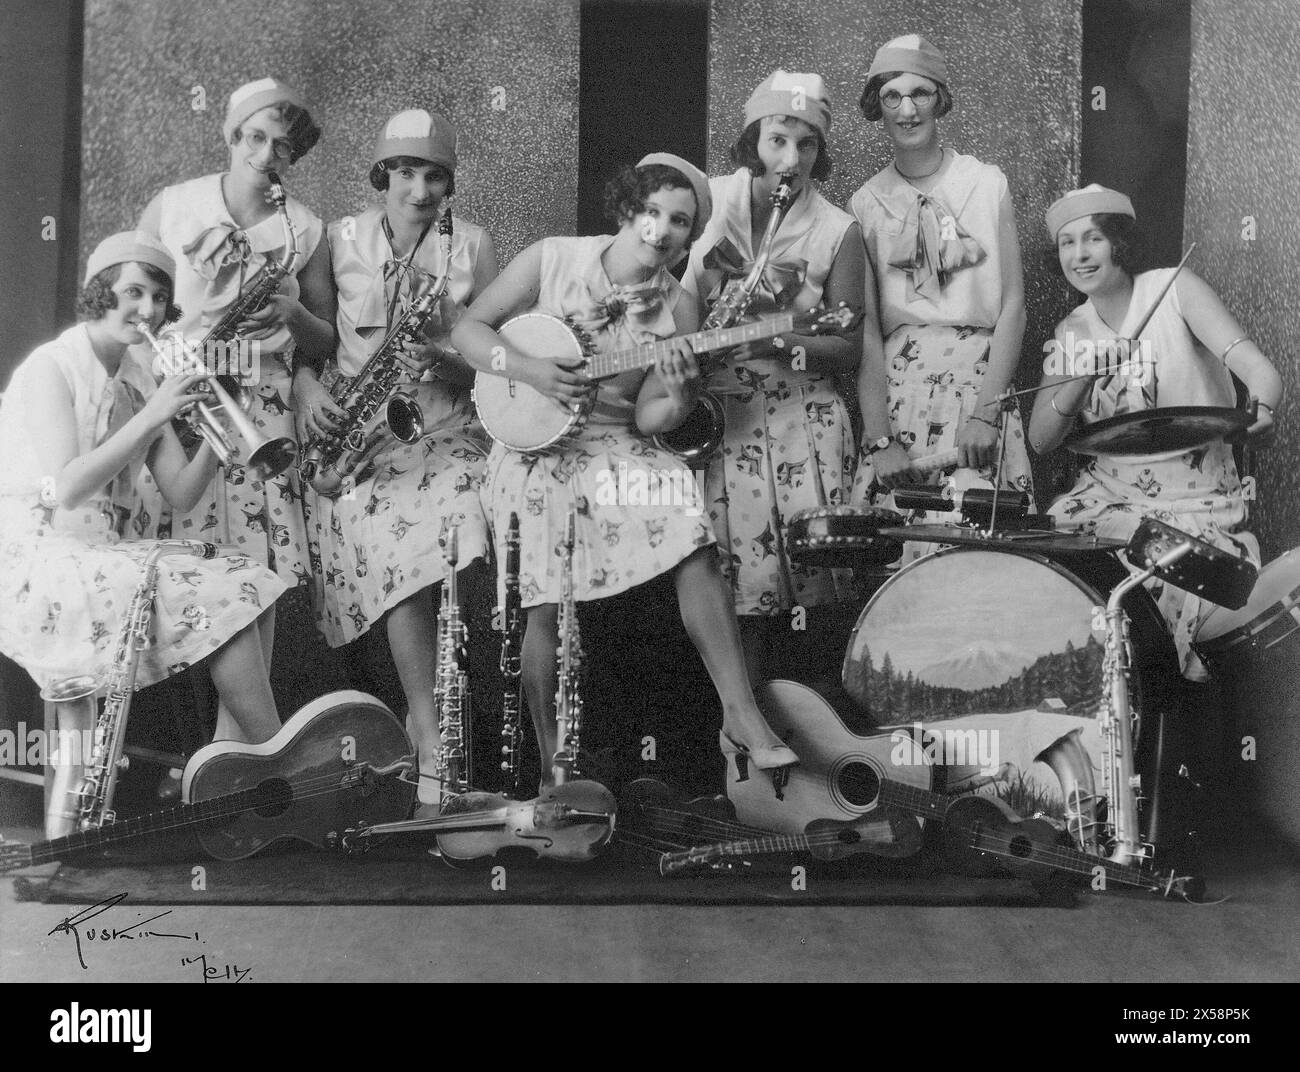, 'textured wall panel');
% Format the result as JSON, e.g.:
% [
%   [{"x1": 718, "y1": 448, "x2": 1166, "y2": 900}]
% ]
[
  {"x1": 708, "y1": 0, "x2": 1082, "y2": 497},
  {"x1": 1186, "y1": 0, "x2": 1299, "y2": 562},
  {"x1": 82, "y1": 0, "x2": 579, "y2": 267}
]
